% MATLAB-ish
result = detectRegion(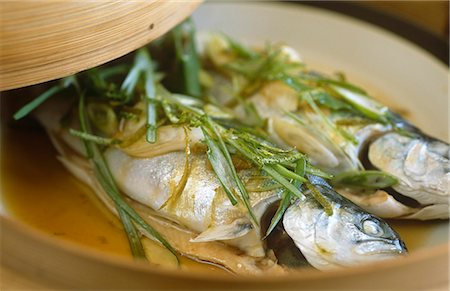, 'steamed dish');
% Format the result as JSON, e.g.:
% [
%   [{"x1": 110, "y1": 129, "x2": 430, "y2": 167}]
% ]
[
  {"x1": 205, "y1": 34, "x2": 449, "y2": 221},
  {"x1": 13, "y1": 21, "x2": 447, "y2": 274}
]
